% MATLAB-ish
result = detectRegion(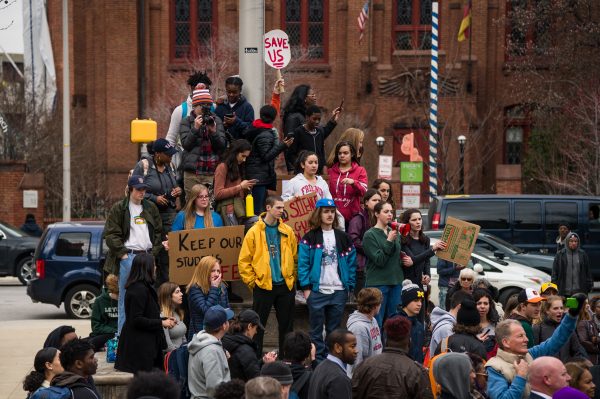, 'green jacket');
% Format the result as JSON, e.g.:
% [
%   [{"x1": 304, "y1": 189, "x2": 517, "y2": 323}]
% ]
[
  {"x1": 102, "y1": 196, "x2": 163, "y2": 275},
  {"x1": 363, "y1": 227, "x2": 404, "y2": 286},
  {"x1": 90, "y1": 289, "x2": 118, "y2": 336}
]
